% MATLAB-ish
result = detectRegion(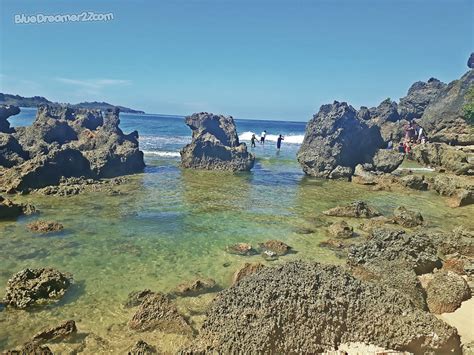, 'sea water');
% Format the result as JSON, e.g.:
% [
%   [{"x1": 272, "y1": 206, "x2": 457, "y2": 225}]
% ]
[{"x1": 1, "y1": 109, "x2": 473, "y2": 352}]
